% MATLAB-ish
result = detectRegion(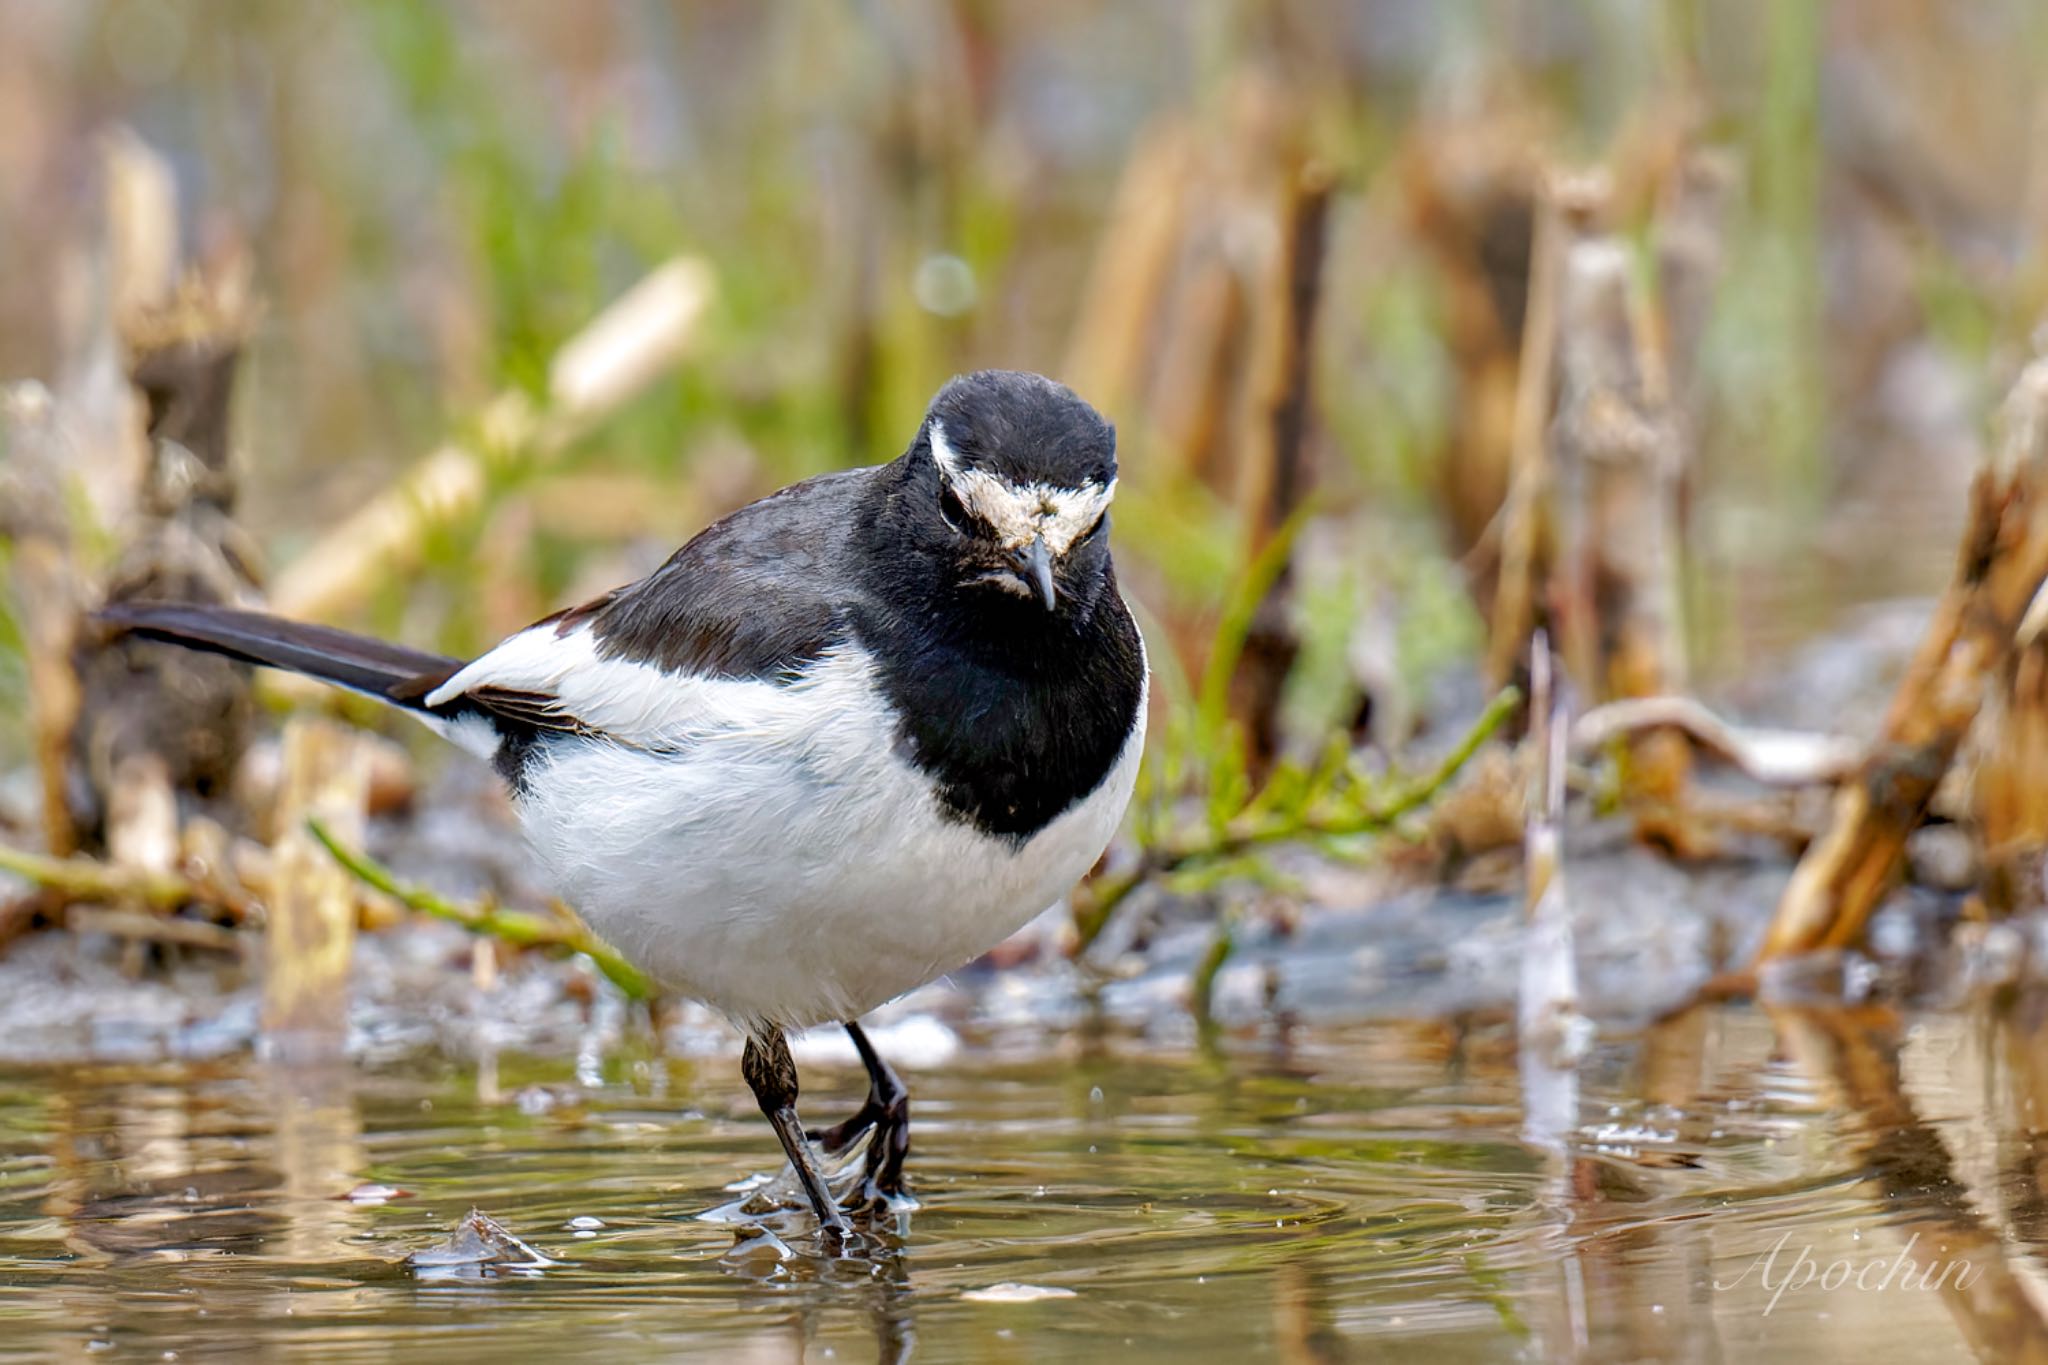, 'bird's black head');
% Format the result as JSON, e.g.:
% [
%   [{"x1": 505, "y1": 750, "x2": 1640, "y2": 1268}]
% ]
[{"x1": 884, "y1": 370, "x2": 1119, "y2": 621}]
